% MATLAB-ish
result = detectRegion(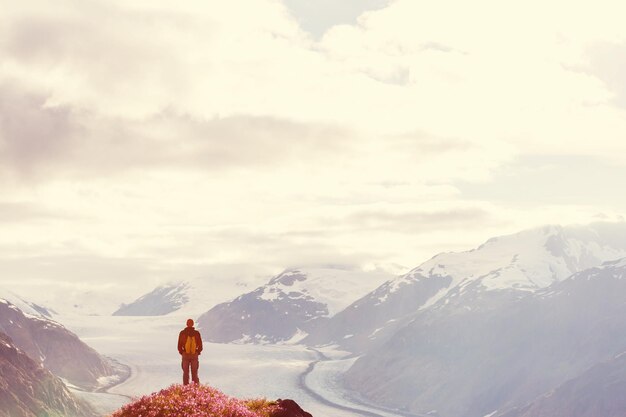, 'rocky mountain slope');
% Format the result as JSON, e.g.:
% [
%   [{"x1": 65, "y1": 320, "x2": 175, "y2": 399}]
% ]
[
  {"x1": 0, "y1": 297, "x2": 118, "y2": 389},
  {"x1": 0, "y1": 331, "x2": 95, "y2": 417},
  {"x1": 495, "y1": 350, "x2": 626, "y2": 417},
  {"x1": 197, "y1": 268, "x2": 391, "y2": 343},
  {"x1": 344, "y1": 257, "x2": 626, "y2": 417},
  {"x1": 305, "y1": 223, "x2": 626, "y2": 352}
]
